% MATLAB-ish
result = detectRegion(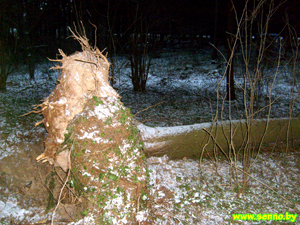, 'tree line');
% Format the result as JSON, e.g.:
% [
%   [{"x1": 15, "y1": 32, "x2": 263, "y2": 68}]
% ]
[{"x1": 0, "y1": 0, "x2": 298, "y2": 92}]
